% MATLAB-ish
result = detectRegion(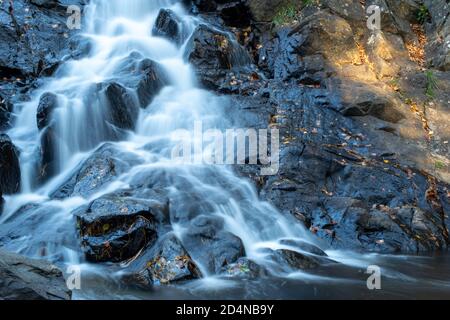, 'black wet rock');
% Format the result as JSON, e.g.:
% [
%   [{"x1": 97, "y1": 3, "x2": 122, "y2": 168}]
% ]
[
  {"x1": 188, "y1": 1, "x2": 251, "y2": 27},
  {"x1": 279, "y1": 239, "x2": 327, "y2": 257},
  {"x1": 0, "y1": 249, "x2": 71, "y2": 300},
  {"x1": 68, "y1": 34, "x2": 93, "y2": 60},
  {"x1": 100, "y1": 82, "x2": 139, "y2": 131},
  {"x1": 51, "y1": 143, "x2": 143, "y2": 199},
  {"x1": 0, "y1": 92, "x2": 13, "y2": 131},
  {"x1": 221, "y1": 257, "x2": 267, "y2": 279},
  {"x1": 113, "y1": 52, "x2": 169, "y2": 108},
  {"x1": 190, "y1": 0, "x2": 218, "y2": 12},
  {"x1": 29, "y1": 0, "x2": 60, "y2": 9},
  {"x1": 121, "y1": 233, "x2": 202, "y2": 287},
  {"x1": 0, "y1": 194, "x2": 4, "y2": 216},
  {"x1": 182, "y1": 215, "x2": 245, "y2": 274},
  {"x1": 36, "y1": 93, "x2": 62, "y2": 183},
  {"x1": 37, "y1": 92, "x2": 59, "y2": 131},
  {"x1": 218, "y1": 1, "x2": 252, "y2": 28},
  {"x1": 274, "y1": 249, "x2": 324, "y2": 270},
  {"x1": 73, "y1": 189, "x2": 169, "y2": 263},
  {"x1": 152, "y1": 9, "x2": 186, "y2": 46},
  {"x1": 0, "y1": 134, "x2": 21, "y2": 195},
  {"x1": 0, "y1": 0, "x2": 81, "y2": 78},
  {"x1": 184, "y1": 24, "x2": 252, "y2": 91},
  {"x1": 38, "y1": 124, "x2": 58, "y2": 183}
]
